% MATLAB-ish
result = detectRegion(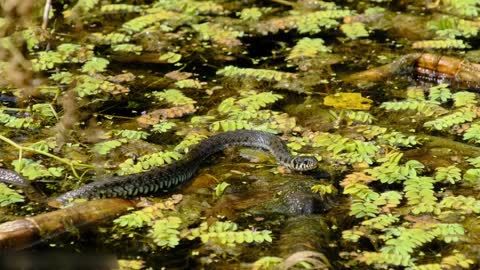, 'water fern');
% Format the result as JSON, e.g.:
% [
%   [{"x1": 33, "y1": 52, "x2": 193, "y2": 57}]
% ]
[
  {"x1": 101, "y1": 4, "x2": 143, "y2": 13},
  {"x1": 294, "y1": 10, "x2": 353, "y2": 34},
  {"x1": 341, "y1": 22, "x2": 369, "y2": 39},
  {"x1": 287, "y1": 38, "x2": 330, "y2": 61},
  {"x1": 217, "y1": 66, "x2": 296, "y2": 82},
  {"x1": 185, "y1": 221, "x2": 273, "y2": 244},
  {"x1": 151, "y1": 89, "x2": 196, "y2": 106},
  {"x1": 423, "y1": 108, "x2": 475, "y2": 131},
  {"x1": 404, "y1": 176, "x2": 437, "y2": 214},
  {"x1": 412, "y1": 39, "x2": 468, "y2": 49},
  {"x1": 117, "y1": 151, "x2": 182, "y2": 175},
  {"x1": 210, "y1": 119, "x2": 253, "y2": 132},
  {"x1": 0, "y1": 183, "x2": 24, "y2": 207},
  {"x1": 434, "y1": 165, "x2": 462, "y2": 184},
  {"x1": 111, "y1": 44, "x2": 143, "y2": 54},
  {"x1": 122, "y1": 10, "x2": 181, "y2": 33}
]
